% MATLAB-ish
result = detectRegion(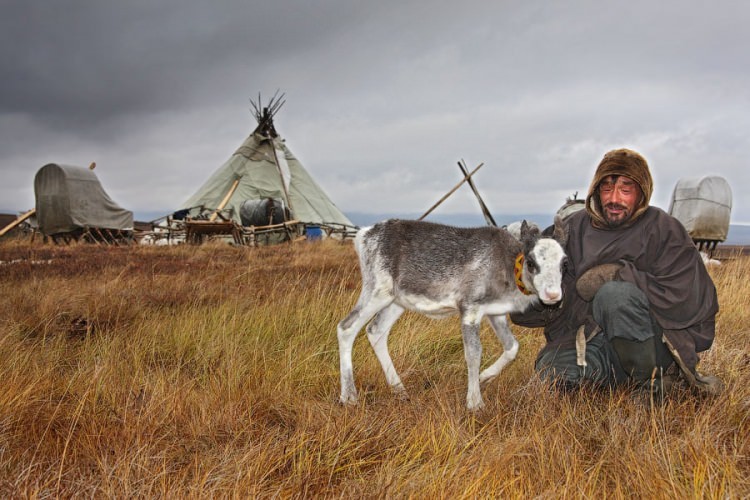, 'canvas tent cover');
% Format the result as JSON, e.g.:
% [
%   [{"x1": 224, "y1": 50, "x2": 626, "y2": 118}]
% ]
[
  {"x1": 34, "y1": 163, "x2": 133, "y2": 235},
  {"x1": 180, "y1": 131, "x2": 353, "y2": 228},
  {"x1": 668, "y1": 175, "x2": 732, "y2": 242}
]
